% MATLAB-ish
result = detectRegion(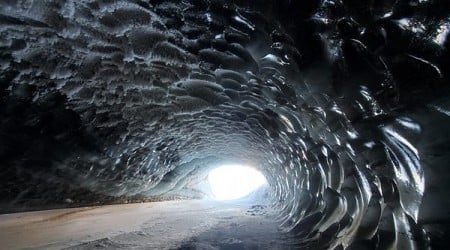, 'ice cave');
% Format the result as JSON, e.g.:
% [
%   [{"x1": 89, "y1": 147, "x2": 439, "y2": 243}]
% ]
[{"x1": 0, "y1": 0, "x2": 449, "y2": 249}]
